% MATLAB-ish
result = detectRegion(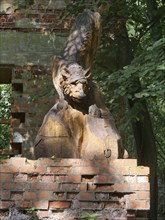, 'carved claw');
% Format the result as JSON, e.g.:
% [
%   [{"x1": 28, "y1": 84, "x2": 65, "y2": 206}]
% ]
[
  {"x1": 88, "y1": 104, "x2": 101, "y2": 118},
  {"x1": 104, "y1": 149, "x2": 111, "y2": 158}
]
